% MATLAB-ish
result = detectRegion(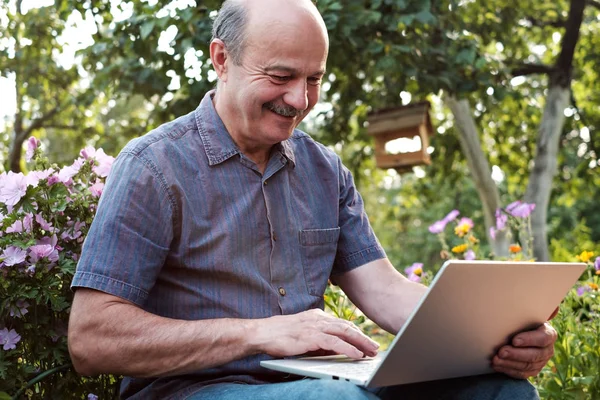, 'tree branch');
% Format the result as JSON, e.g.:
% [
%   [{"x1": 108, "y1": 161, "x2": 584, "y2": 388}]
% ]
[
  {"x1": 553, "y1": 0, "x2": 586, "y2": 87},
  {"x1": 511, "y1": 63, "x2": 555, "y2": 77},
  {"x1": 19, "y1": 106, "x2": 61, "y2": 141},
  {"x1": 524, "y1": 17, "x2": 567, "y2": 28},
  {"x1": 587, "y1": 0, "x2": 600, "y2": 11}
]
